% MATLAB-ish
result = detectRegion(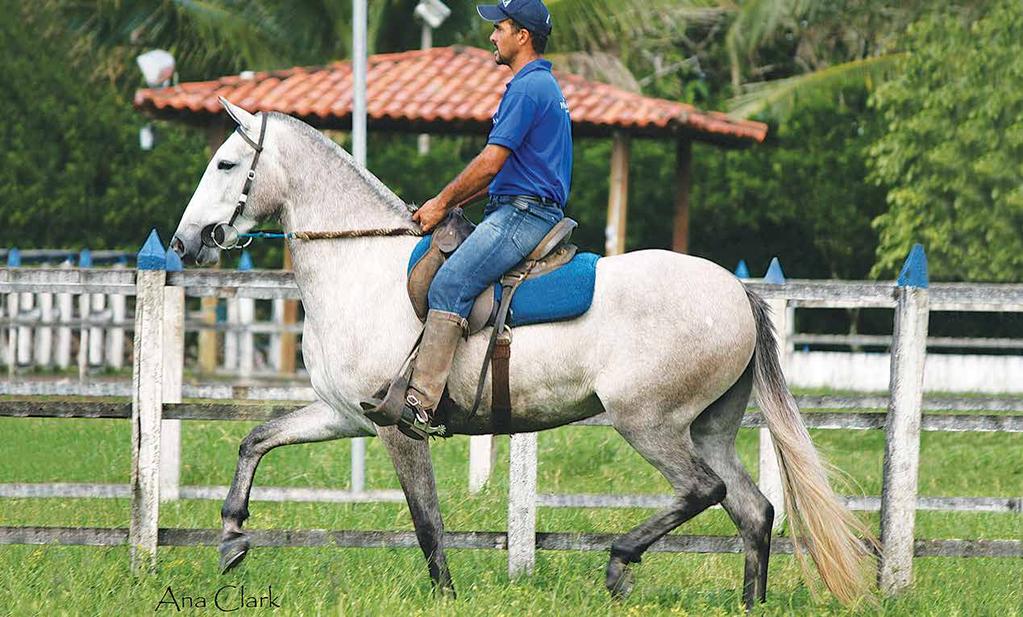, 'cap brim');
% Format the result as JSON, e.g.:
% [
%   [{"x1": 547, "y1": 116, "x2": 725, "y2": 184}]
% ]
[{"x1": 476, "y1": 4, "x2": 508, "y2": 23}]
